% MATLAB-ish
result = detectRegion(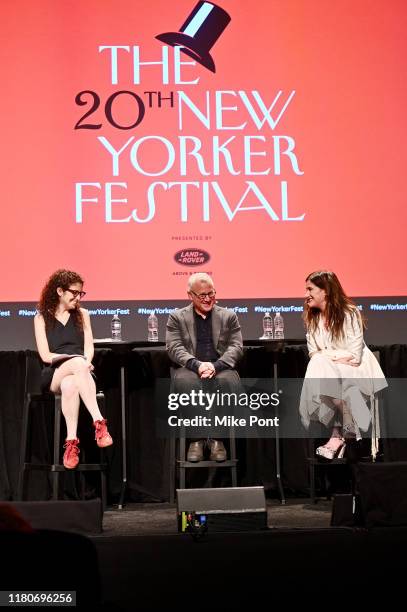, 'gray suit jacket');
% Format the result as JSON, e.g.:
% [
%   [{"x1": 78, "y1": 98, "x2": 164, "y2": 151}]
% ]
[{"x1": 166, "y1": 304, "x2": 243, "y2": 369}]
